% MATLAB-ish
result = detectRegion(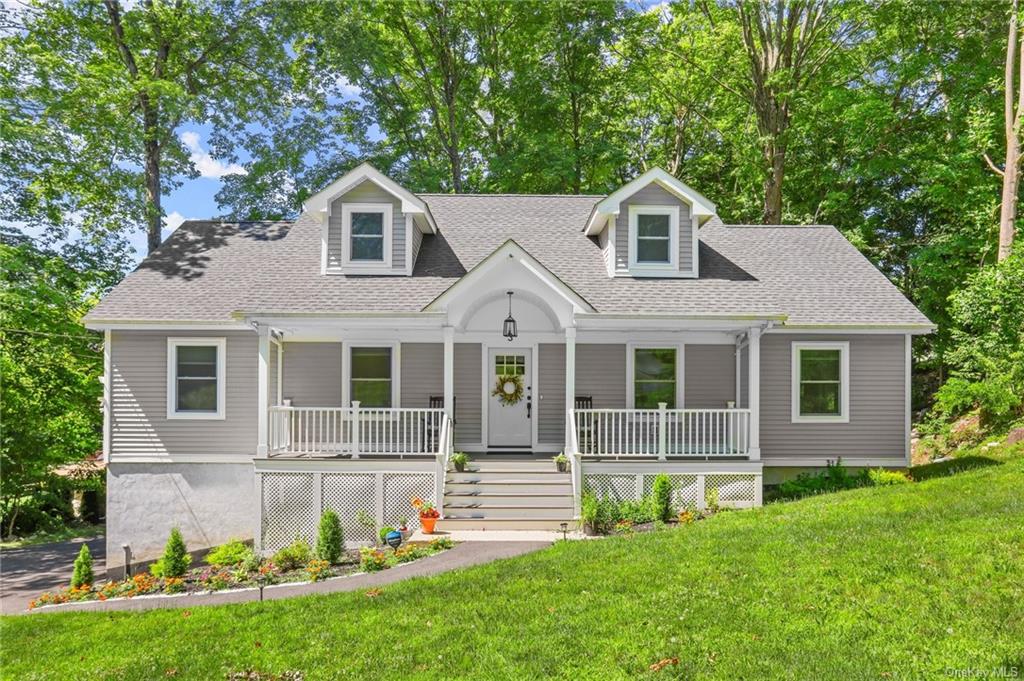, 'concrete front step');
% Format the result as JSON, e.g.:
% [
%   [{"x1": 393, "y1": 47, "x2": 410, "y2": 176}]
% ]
[
  {"x1": 445, "y1": 481, "x2": 574, "y2": 495},
  {"x1": 459, "y1": 459, "x2": 563, "y2": 473},
  {"x1": 441, "y1": 505, "x2": 574, "y2": 519},
  {"x1": 444, "y1": 494, "x2": 574, "y2": 508},
  {"x1": 447, "y1": 471, "x2": 571, "y2": 484},
  {"x1": 437, "y1": 518, "x2": 578, "y2": 531}
]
